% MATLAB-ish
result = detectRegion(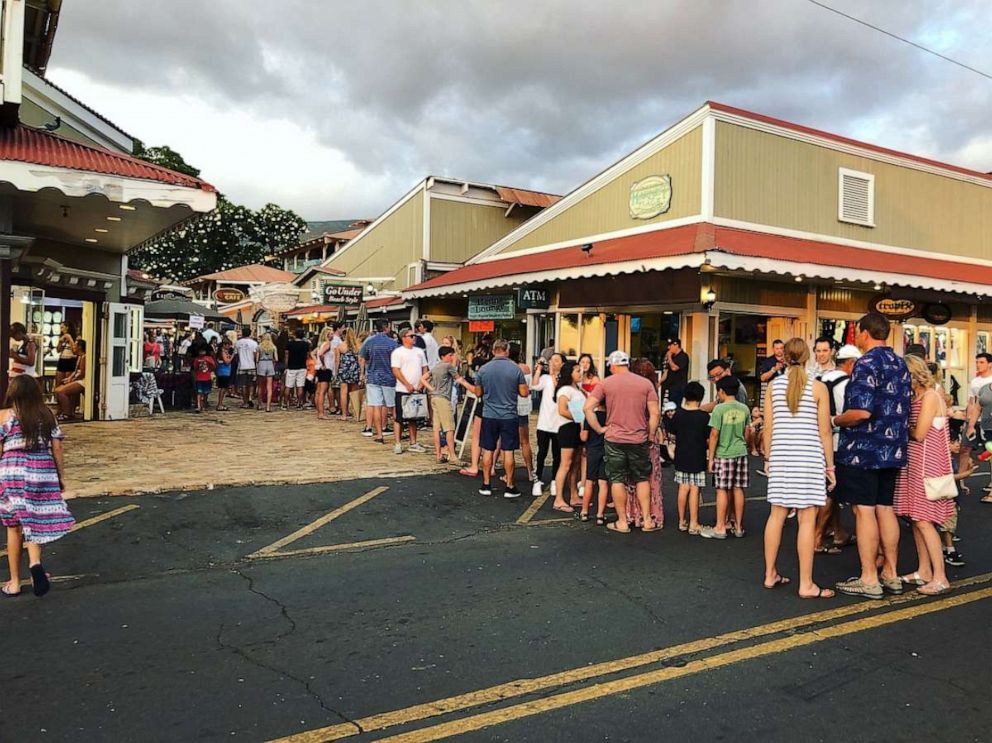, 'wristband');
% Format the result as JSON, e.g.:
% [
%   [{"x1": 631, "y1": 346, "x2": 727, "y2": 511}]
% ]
[{"x1": 825, "y1": 466, "x2": 836, "y2": 472}]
